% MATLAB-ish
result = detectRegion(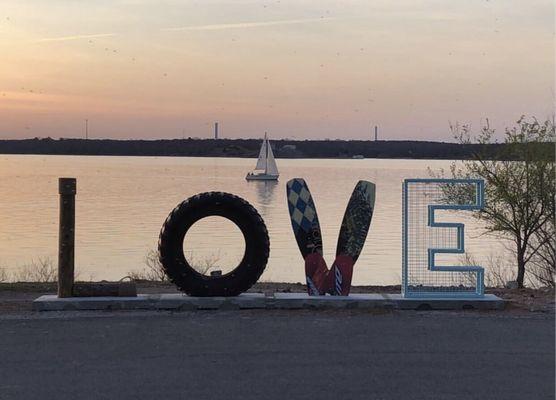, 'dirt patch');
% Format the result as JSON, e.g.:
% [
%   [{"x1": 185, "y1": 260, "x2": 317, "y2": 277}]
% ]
[{"x1": 488, "y1": 287, "x2": 555, "y2": 313}]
